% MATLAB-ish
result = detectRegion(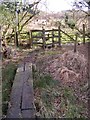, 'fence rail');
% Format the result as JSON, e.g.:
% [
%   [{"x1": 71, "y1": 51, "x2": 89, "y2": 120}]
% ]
[
  {"x1": 30, "y1": 24, "x2": 87, "y2": 49},
  {"x1": 30, "y1": 26, "x2": 62, "y2": 49},
  {"x1": 4, "y1": 24, "x2": 88, "y2": 51}
]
